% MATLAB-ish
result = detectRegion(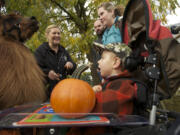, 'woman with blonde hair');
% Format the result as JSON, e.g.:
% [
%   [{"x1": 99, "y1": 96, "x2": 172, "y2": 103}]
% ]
[
  {"x1": 97, "y1": 2, "x2": 124, "y2": 45},
  {"x1": 35, "y1": 24, "x2": 76, "y2": 98}
]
